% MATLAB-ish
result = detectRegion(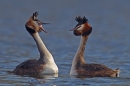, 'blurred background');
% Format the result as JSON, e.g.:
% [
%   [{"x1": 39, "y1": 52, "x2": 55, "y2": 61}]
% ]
[{"x1": 0, "y1": 0, "x2": 130, "y2": 86}]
